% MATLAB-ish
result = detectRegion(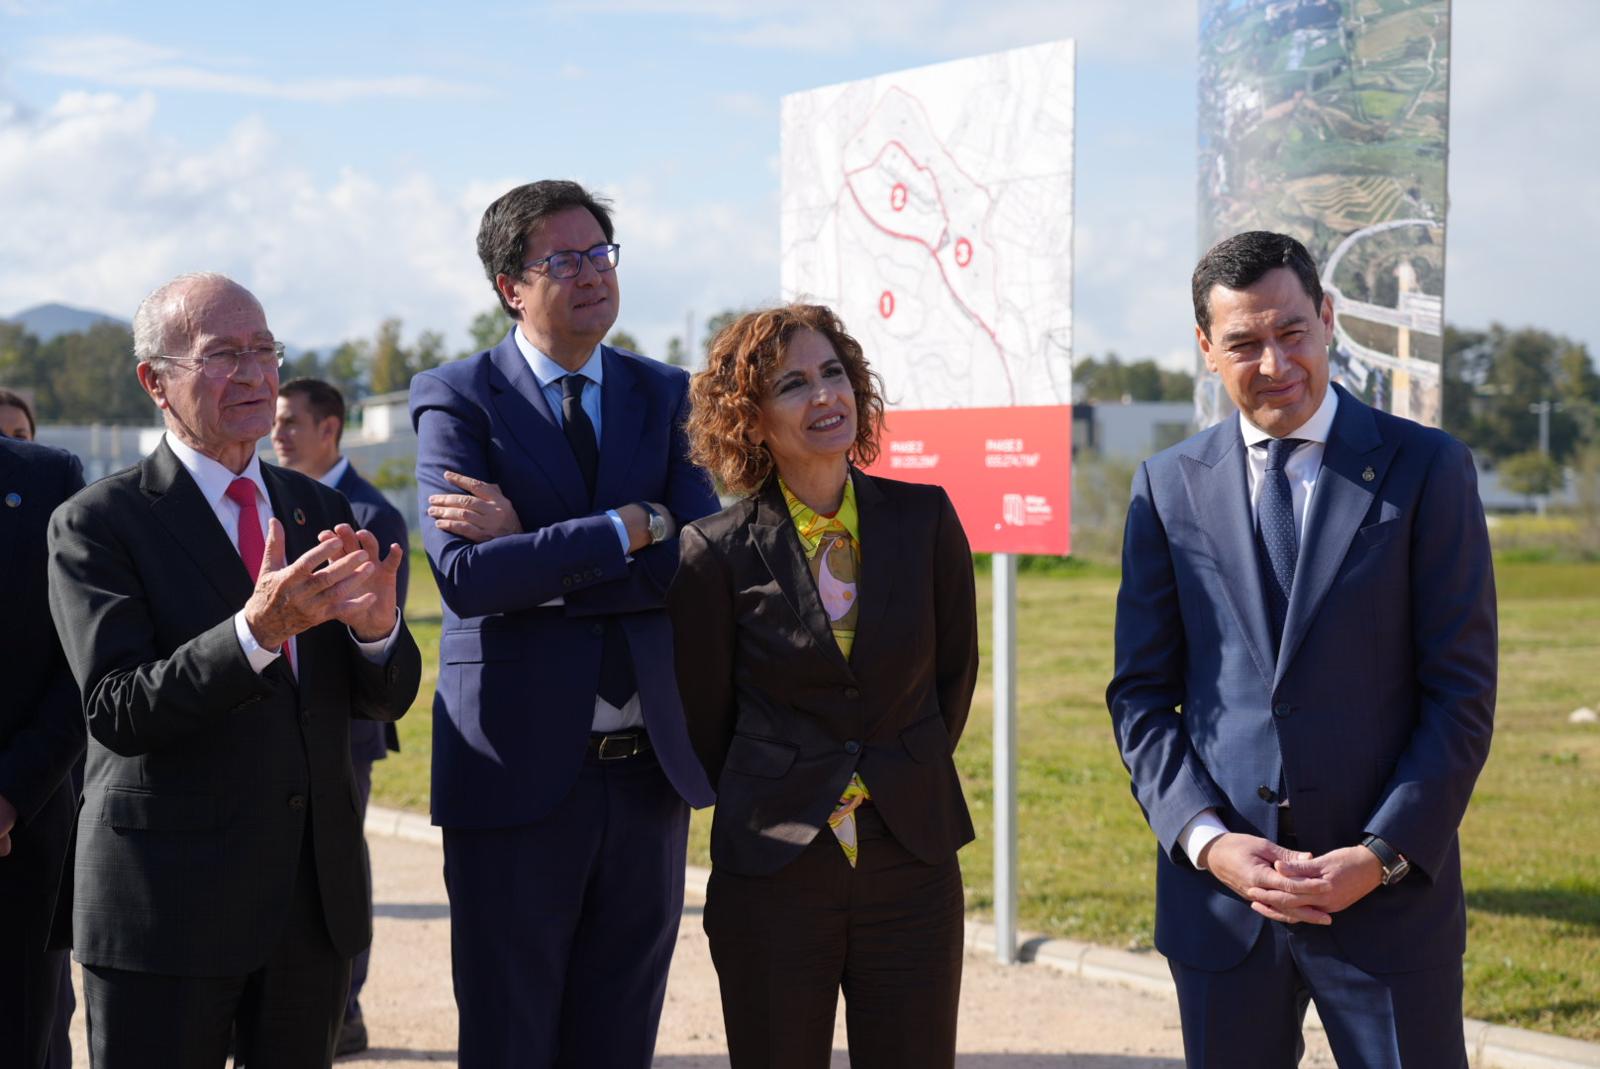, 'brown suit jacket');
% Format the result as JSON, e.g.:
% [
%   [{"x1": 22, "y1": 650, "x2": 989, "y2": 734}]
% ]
[{"x1": 668, "y1": 469, "x2": 978, "y2": 876}]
